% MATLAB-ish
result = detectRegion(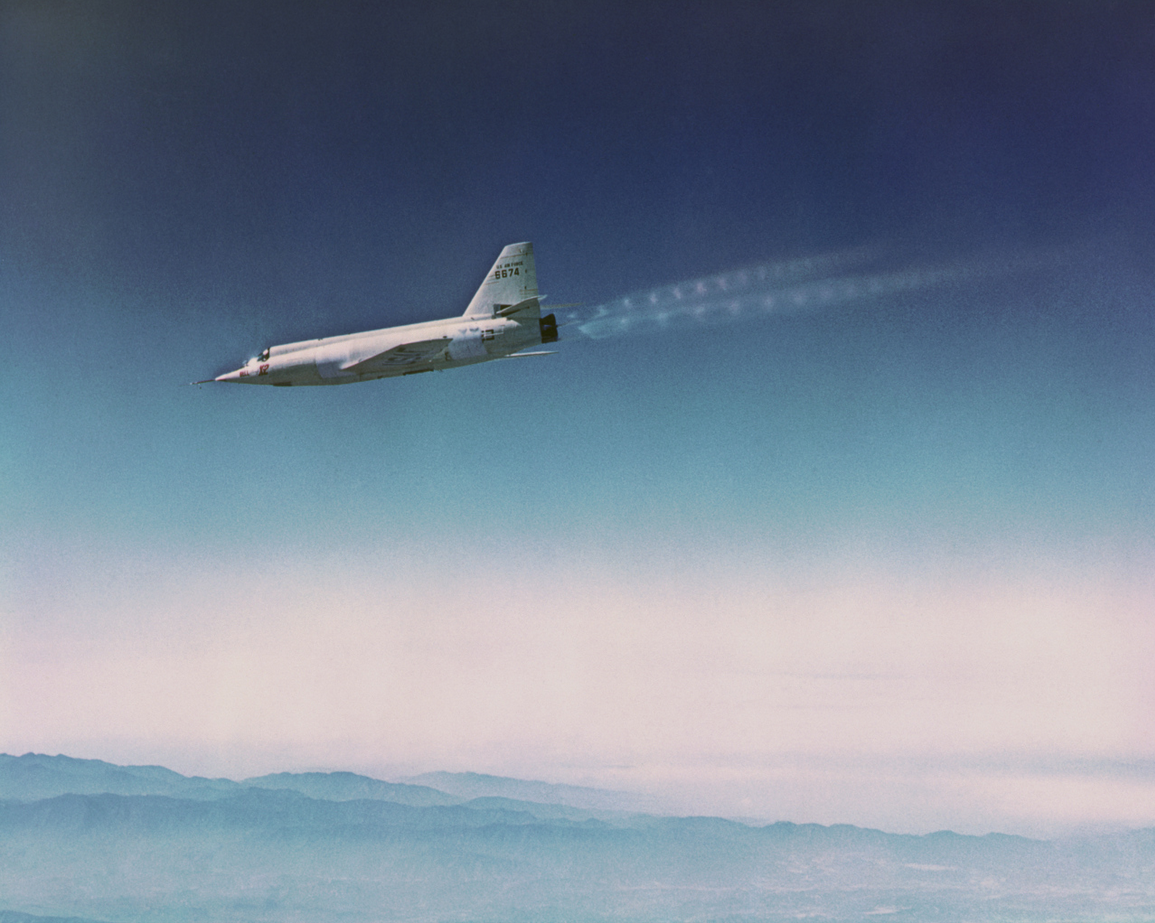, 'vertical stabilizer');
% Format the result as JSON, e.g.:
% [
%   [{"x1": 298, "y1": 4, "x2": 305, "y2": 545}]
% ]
[{"x1": 463, "y1": 242, "x2": 537, "y2": 318}]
